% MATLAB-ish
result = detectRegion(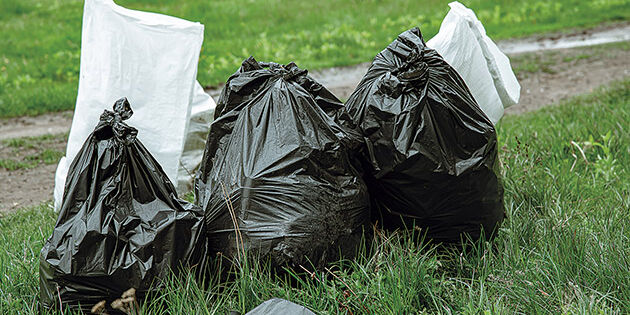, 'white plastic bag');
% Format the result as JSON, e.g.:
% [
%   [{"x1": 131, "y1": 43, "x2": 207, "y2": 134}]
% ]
[
  {"x1": 427, "y1": 1, "x2": 520, "y2": 124},
  {"x1": 54, "y1": 0, "x2": 214, "y2": 210},
  {"x1": 178, "y1": 81, "x2": 215, "y2": 192}
]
